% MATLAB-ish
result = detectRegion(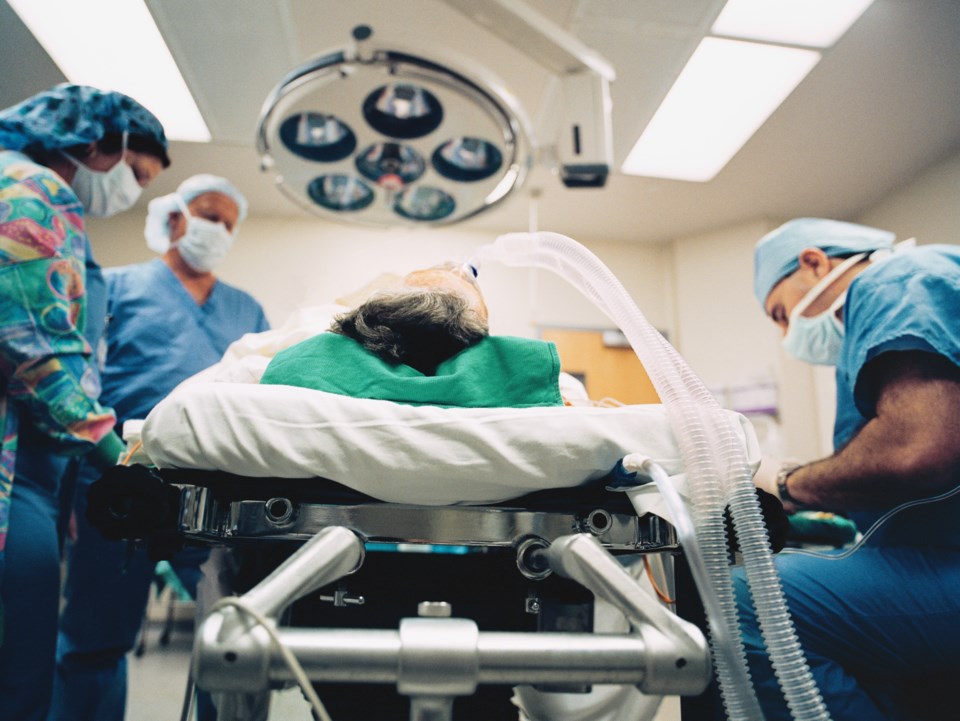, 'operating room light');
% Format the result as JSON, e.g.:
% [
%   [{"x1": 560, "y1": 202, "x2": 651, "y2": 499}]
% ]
[
  {"x1": 6, "y1": 0, "x2": 211, "y2": 142},
  {"x1": 712, "y1": 0, "x2": 875, "y2": 48},
  {"x1": 433, "y1": 138, "x2": 503, "y2": 182},
  {"x1": 621, "y1": 38, "x2": 820, "y2": 183},
  {"x1": 356, "y1": 143, "x2": 426, "y2": 185},
  {"x1": 308, "y1": 175, "x2": 375, "y2": 212},
  {"x1": 257, "y1": 32, "x2": 531, "y2": 226},
  {"x1": 395, "y1": 187, "x2": 457, "y2": 222},
  {"x1": 281, "y1": 113, "x2": 356, "y2": 162}
]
